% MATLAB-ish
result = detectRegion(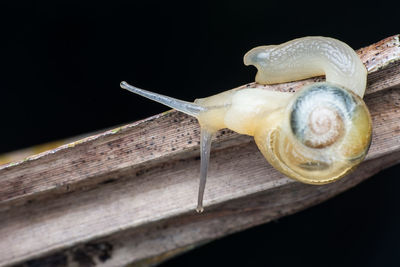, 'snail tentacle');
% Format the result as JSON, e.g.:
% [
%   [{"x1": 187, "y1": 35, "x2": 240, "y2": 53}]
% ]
[
  {"x1": 120, "y1": 81, "x2": 206, "y2": 117},
  {"x1": 196, "y1": 128, "x2": 215, "y2": 213},
  {"x1": 120, "y1": 81, "x2": 217, "y2": 212}
]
